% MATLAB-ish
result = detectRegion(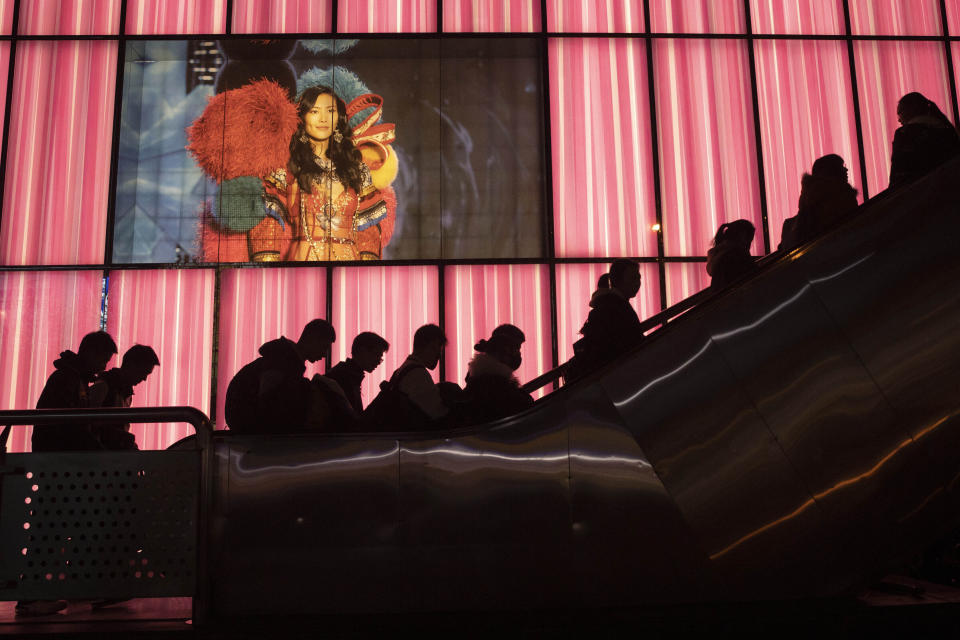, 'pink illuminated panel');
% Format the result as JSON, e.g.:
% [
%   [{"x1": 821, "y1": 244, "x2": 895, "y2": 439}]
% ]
[
  {"x1": 107, "y1": 270, "x2": 215, "y2": 450},
  {"x1": 19, "y1": 0, "x2": 121, "y2": 35},
  {"x1": 0, "y1": 271, "x2": 102, "y2": 453},
  {"x1": 665, "y1": 262, "x2": 711, "y2": 307},
  {"x1": 754, "y1": 40, "x2": 862, "y2": 249},
  {"x1": 443, "y1": 0, "x2": 540, "y2": 32},
  {"x1": 555, "y1": 262, "x2": 660, "y2": 364},
  {"x1": 855, "y1": 41, "x2": 951, "y2": 194},
  {"x1": 947, "y1": 0, "x2": 960, "y2": 35},
  {"x1": 546, "y1": 0, "x2": 644, "y2": 32},
  {"x1": 750, "y1": 0, "x2": 844, "y2": 34},
  {"x1": 232, "y1": 0, "x2": 332, "y2": 33},
  {"x1": 849, "y1": 0, "x2": 942, "y2": 35},
  {"x1": 550, "y1": 38, "x2": 658, "y2": 258},
  {"x1": 653, "y1": 39, "x2": 761, "y2": 257},
  {"x1": 332, "y1": 266, "x2": 439, "y2": 407},
  {"x1": 216, "y1": 267, "x2": 326, "y2": 429},
  {"x1": 649, "y1": 0, "x2": 744, "y2": 33},
  {"x1": 126, "y1": 0, "x2": 226, "y2": 34},
  {"x1": 0, "y1": 0, "x2": 11, "y2": 33},
  {"x1": 0, "y1": 41, "x2": 116, "y2": 266},
  {"x1": 338, "y1": 0, "x2": 437, "y2": 32},
  {"x1": 444, "y1": 265, "x2": 551, "y2": 398},
  {"x1": 0, "y1": 43, "x2": 8, "y2": 125}
]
